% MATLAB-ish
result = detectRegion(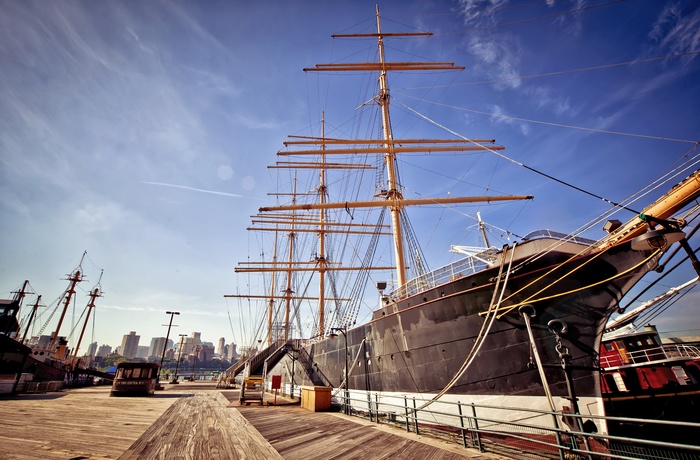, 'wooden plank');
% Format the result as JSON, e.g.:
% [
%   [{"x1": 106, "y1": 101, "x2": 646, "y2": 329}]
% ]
[
  {"x1": 234, "y1": 401, "x2": 503, "y2": 459},
  {"x1": 119, "y1": 391, "x2": 283, "y2": 460},
  {"x1": 0, "y1": 386, "x2": 181, "y2": 460}
]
